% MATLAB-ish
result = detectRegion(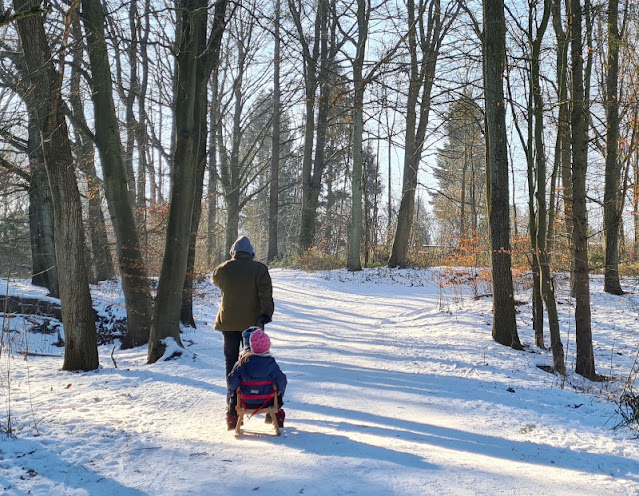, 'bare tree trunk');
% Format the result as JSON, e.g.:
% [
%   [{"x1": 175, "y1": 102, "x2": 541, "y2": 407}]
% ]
[
  {"x1": 603, "y1": 0, "x2": 623, "y2": 295},
  {"x1": 517, "y1": 66, "x2": 543, "y2": 346},
  {"x1": 148, "y1": 0, "x2": 204, "y2": 361},
  {"x1": 207, "y1": 72, "x2": 219, "y2": 267},
  {"x1": 389, "y1": 0, "x2": 450, "y2": 267},
  {"x1": 268, "y1": 0, "x2": 281, "y2": 263},
  {"x1": 222, "y1": 51, "x2": 245, "y2": 255},
  {"x1": 296, "y1": 0, "x2": 328, "y2": 252},
  {"x1": 135, "y1": 0, "x2": 152, "y2": 234},
  {"x1": 460, "y1": 153, "x2": 468, "y2": 239},
  {"x1": 532, "y1": 0, "x2": 565, "y2": 373},
  {"x1": 180, "y1": 0, "x2": 213, "y2": 328},
  {"x1": 569, "y1": 0, "x2": 595, "y2": 379},
  {"x1": 26, "y1": 117, "x2": 59, "y2": 297},
  {"x1": 81, "y1": 0, "x2": 153, "y2": 348},
  {"x1": 635, "y1": 146, "x2": 639, "y2": 259},
  {"x1": 528, "y1": 145, "x2": 544, "y2": 347},
  {"x1": 389, "y1": 0, "x2": 419, "y2": 268},
  {"x1": 15, "y1": 0, "x2": 98, "y2": 371},
  {"x1": 9, "y1": 50, "x2": 60, "y2": 296},
  {"x1": 483, "y1": 0, "x2": 521, "y2": 350},
  {"x1": 386, "y1": 102, "x2": 394, "y2": 243},
  {"x1": 347, "y1": 0, "x2": 368, "y2": 271},
  {"x1": 552, "y1": 0, "x2": 572, "y2": 276},
  {"x1": 70, "y1": 20, "x2": 114, "y2": 283},
  {"x1": 149, "y1": 0, "x2": 227, "y2": 362}
]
